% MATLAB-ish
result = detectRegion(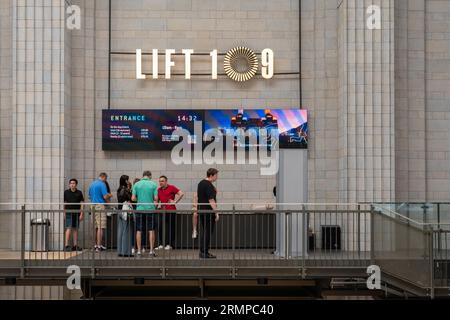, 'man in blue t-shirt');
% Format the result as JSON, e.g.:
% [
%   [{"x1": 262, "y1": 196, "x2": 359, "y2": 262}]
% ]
[{"x1": 88, "y1": 172, "x2": 112, "y2": 252}]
